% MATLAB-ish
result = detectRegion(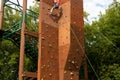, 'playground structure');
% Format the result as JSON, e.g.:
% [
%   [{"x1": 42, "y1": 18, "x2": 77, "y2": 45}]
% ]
[{"x1": 0, "y1": 0, "x2": 88, "y2": 80}]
